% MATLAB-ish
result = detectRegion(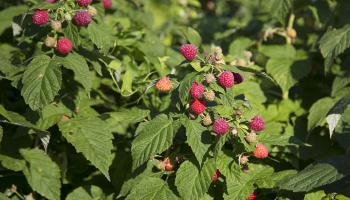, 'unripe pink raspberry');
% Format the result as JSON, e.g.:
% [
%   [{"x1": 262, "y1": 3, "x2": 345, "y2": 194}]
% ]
[
  {"x1": 180, "y1": 44, "x2": 197, "y2": 61},
  {"x1": 190, "y1": 99, "x2": 205, "y2": 115},
  {"x1": 233, "y1": 72, "x2": 243, "y2": 84},
  {"x1": 245, "y1": 132, "x2": 256, "y2": 143},
  {"x1": 203, "y1": 90, "x2": 215, "y2": 102},
  {"x1": 56, "y1": 38, "x2": 73, "y2": 55},
  {"x1": 32, "y1": 10, "x2": 49, "y2": 26},
  {"x1": 205, "y1": 73, "x2": 216, "y2": 84},
  {"x1": 213, "y1": 118, "x2": 229, "y2": 135},
  {"x1": 44, "y1": 36, "x2": 57, "y2": 48},
  {"x1": 211, "y1": 169, "x2": 221, "y2": 182},
  {"x1": 246, "y1": 192, "x2": 257, "y2": 200},
  {"x1": 73, "y1": 11, "x2": 92, "y2": 27},
  {"x1": 155, "y1": 77, "x2": 172, "y2": 93},
  {"x1": 76, "y1": 0, "x2": 92, "y2": 7},
  {"x1": 249, "y1": 115, "x2": 265, "y2": 132},
  {"x1": 44, "y1": 0, "x2": 56, "y2": 3},
  {"x1": 239, "y1": 155, "x2": 249, "y2": 165},
  {"x1": 190, "y1": 82, "x2": 204, "y2": 99},
  {"x1": 218, "y1": 71, "x2": 234, "y2": 88},
  {"x1": 253, "y1": 144, "x2": 268, "y2": 159},
  {"x1": 102, "y1": 0, "x2": 112, "y2": 9},
  {"x1": 202, "y1": 115, "x2": 212, "y2": 126},
  {"x1": 51, "y1": 20, "x2": 61, "y2": 31}
]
